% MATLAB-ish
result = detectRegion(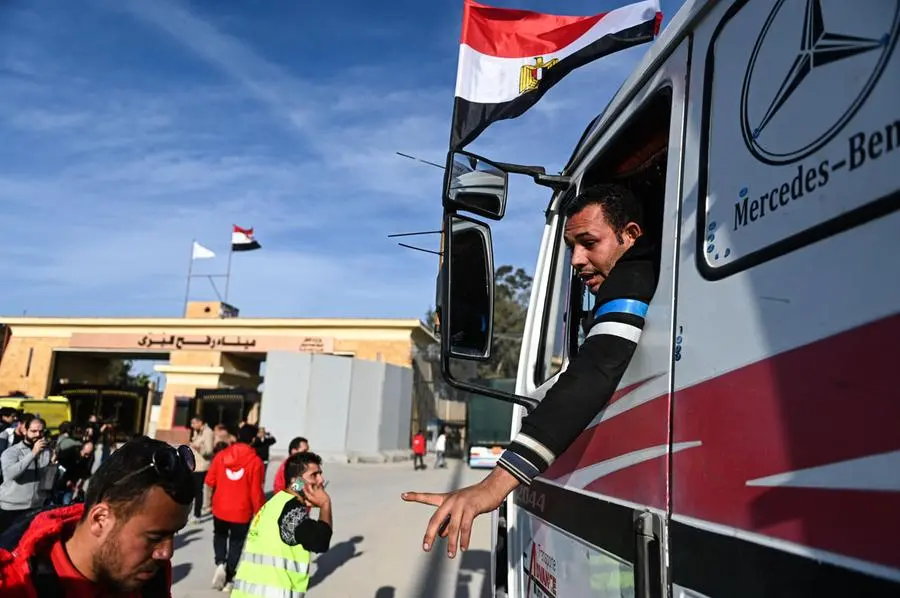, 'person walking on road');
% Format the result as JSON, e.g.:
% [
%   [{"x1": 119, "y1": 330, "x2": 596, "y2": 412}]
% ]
[
  {"x1": 0, "y1": 436, "x2": 195, "y2": 597},
  {"x1": 0, "y1": 416, "x2": 53, "y2": 533},
  {"x1": 434, "y1": 428, "x2": 448, "y2": 469},
  {"x1": 232, "y1": 451, "x2": 332, "y2": 597},
  {"x1": 412, "y1": 431, "x2": 426, "y2": 471},
  {"x1": 205, "y1": 424, "x2": 266, "y2": 592},
  {"x1": 272, "y1": 436, "x2": 309, "y2": 495},
  {"x1": 188, "y1": 416, "x2": 214, "y2": 522}
]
